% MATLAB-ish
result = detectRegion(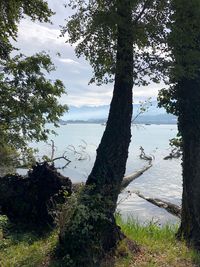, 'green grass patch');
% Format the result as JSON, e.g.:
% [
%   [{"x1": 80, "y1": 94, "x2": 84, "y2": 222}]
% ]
[
  {"x1": 0, "y1": 216, "x2": 58, "y2": 267},
  {"x1": 116, "y1": 216, "x2": 200, "y2": 267},
  {"x1": 0, "y1": 215, "x2": 200, "y2": 267}
]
